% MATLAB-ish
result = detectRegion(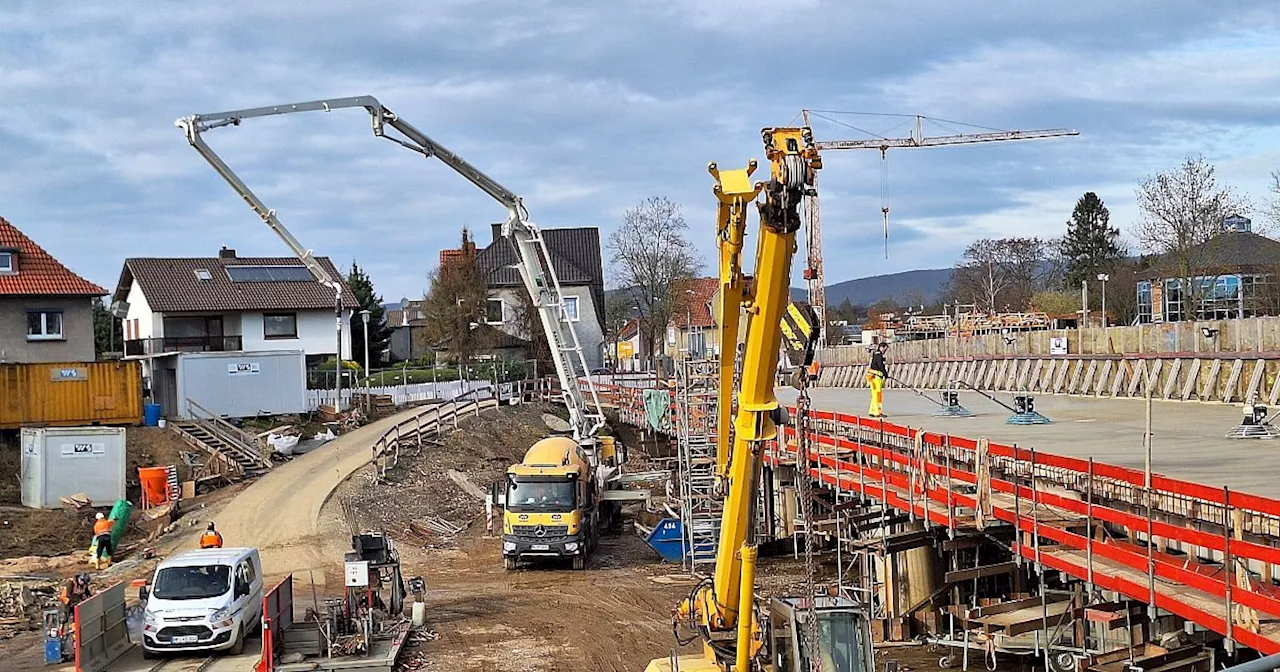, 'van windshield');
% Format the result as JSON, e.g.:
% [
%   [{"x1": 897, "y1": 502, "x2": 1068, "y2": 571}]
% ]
[
  {"x1": 152, "y1": 565, "x2": 231, "y2": 600},
  {"x1": 507, "y1": 479, "x2": 575, "y2": 512}
]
